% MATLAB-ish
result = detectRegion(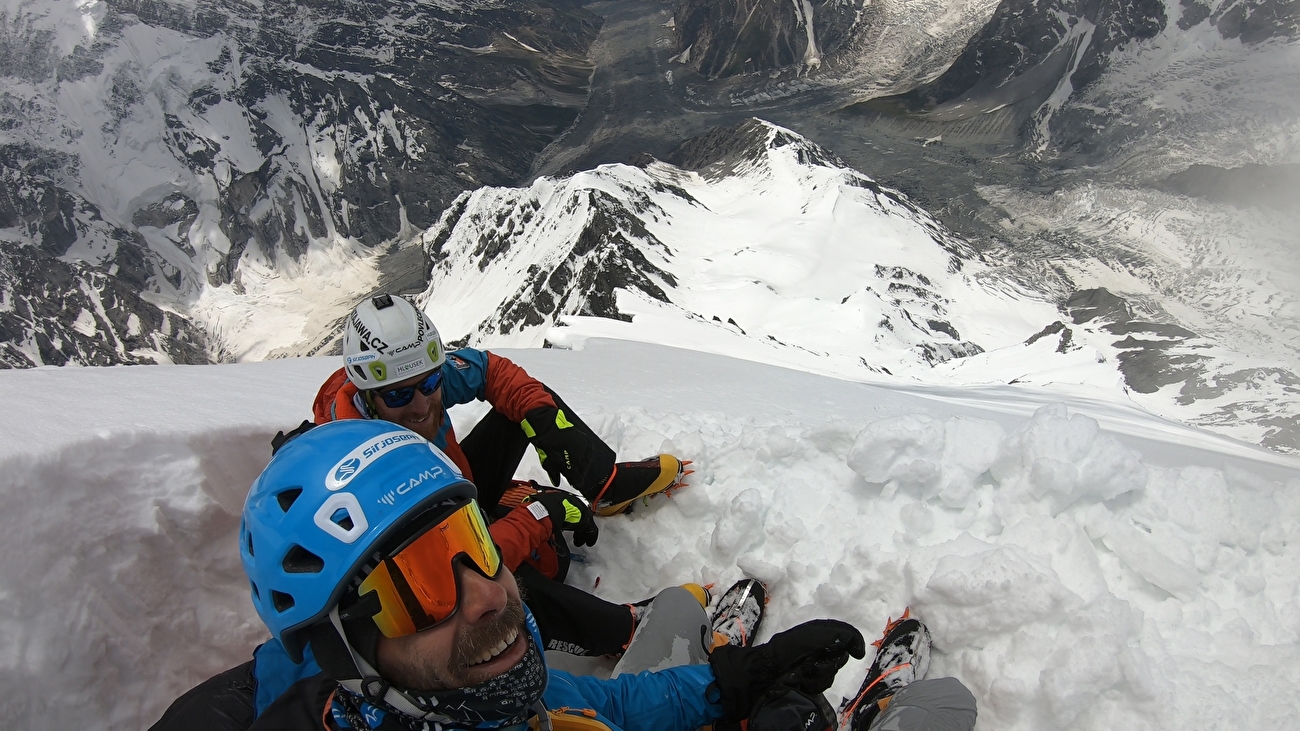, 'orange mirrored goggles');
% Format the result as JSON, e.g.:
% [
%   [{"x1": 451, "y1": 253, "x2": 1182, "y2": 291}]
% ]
[{"x1": 356, "y1": 500, "x2": 502, "y2": 638}]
